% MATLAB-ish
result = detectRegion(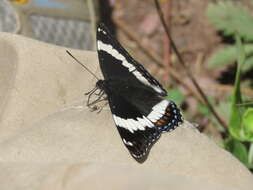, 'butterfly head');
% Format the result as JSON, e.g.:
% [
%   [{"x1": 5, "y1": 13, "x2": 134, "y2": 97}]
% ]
[{"x1": 96, "y1": 80, "x2": 106, "y2": 91}]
